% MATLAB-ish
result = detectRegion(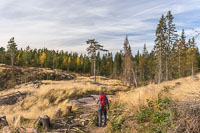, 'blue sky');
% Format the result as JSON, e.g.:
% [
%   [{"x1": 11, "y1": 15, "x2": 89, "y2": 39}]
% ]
[{"x1": 0, "y1": 0, "x2": 200, "y2": 54}]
